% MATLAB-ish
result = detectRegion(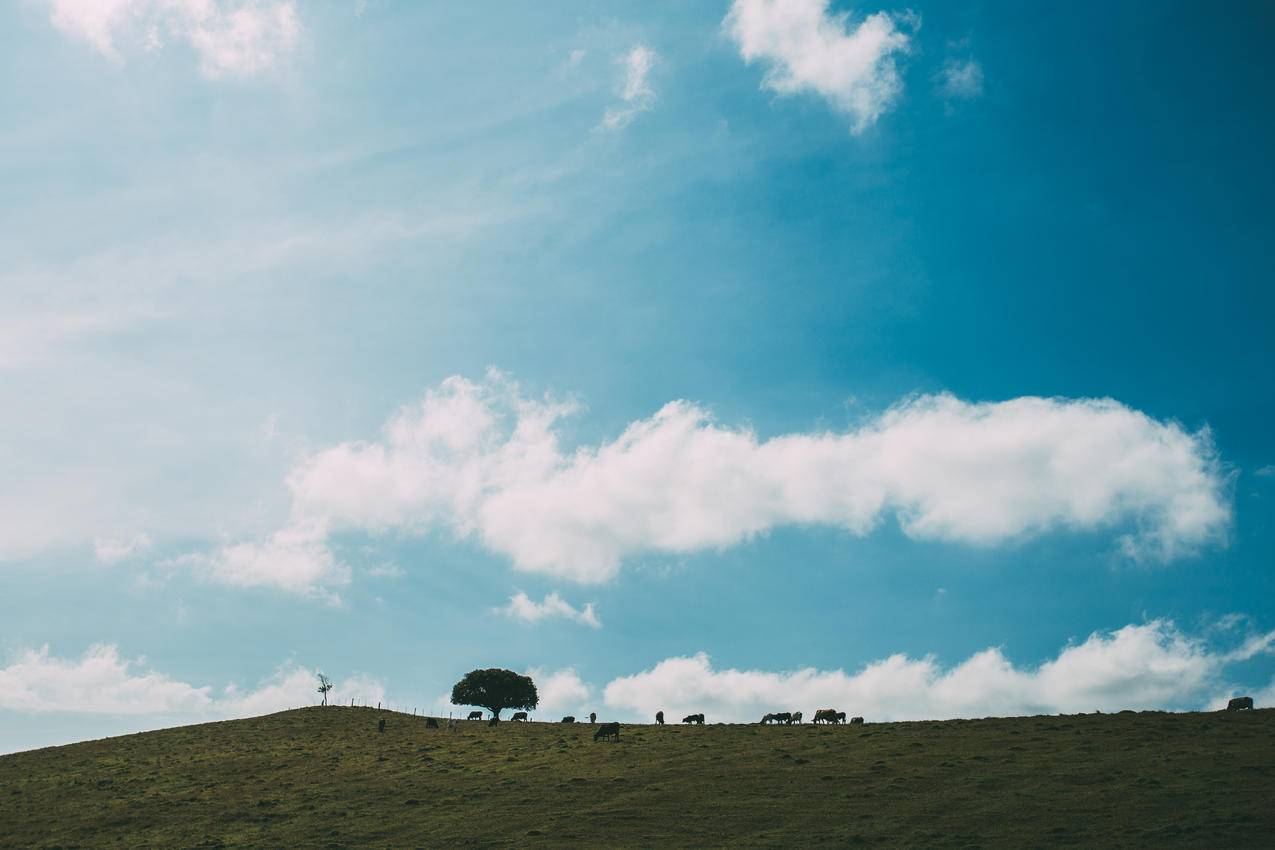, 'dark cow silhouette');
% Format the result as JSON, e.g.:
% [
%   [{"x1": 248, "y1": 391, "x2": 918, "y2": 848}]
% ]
[
  {"x1": 849, "y1": 716, "x2": 864, "y2": 725},
  {"x1": 761, "y1": 713, "x2": 777, "y2": 724},
  {"x1": 834, "y1": 711, "x2": 846, "y2": 724},
  {"x1": 1227, "y1": 696, "x2": 1254, "y2": 711},
  {"x1": 467, "y1": 711, "x2": 483, "y2": 720},
  {"x1": 813, "y1": 709, "x2": 838, "y2": 724},
  {"x1": 594, "y1": 722, "x2": 621, "y2": 742},
  {"x1": 488, "y1": 716, "x2": 500, "y2": 727},
  {"x1": 590, "y1": 712, "x2": 597, "y2": 724},
  {"x1": 683, "y1": 713, "x2": 705, "y2": 724},
  {"x1": 425, "y1": 717, "x2": 439, "y2": 729},
  {"x1": 771, "y1": 712, "x2": 792, "y2": 724},
  {"x1": 789, "y1": 711, "x2": 803, "y2": 724},
  {"x1": 377, "y1": 717, "x2": 386, "y2": 733},
  {"x1": 511, "y1": 711, "x2": 529, "y2": 721},
  {"x1": 561, "y1": 716, "x2": 576, "y2": 723},
  {"x1": 656, "y1": 711, "x2": 665, "y2": 725}
]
